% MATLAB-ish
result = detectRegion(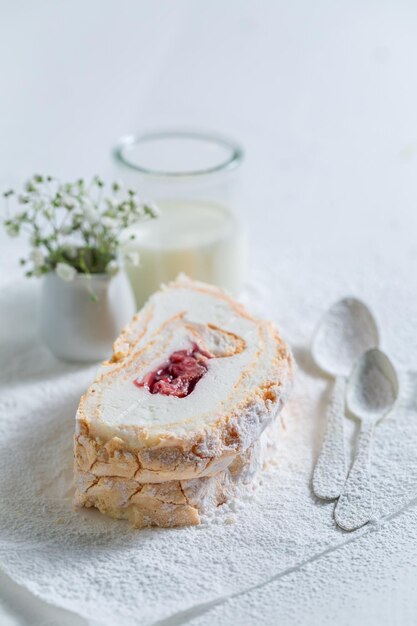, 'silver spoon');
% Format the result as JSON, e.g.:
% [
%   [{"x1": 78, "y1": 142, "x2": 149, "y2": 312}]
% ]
[
  {"x1": 312, "y1": 298, "x2": 379, "y2": 500},
  {"x1": 334, "y1": 348, "x2": 399, "y2": 531}
]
